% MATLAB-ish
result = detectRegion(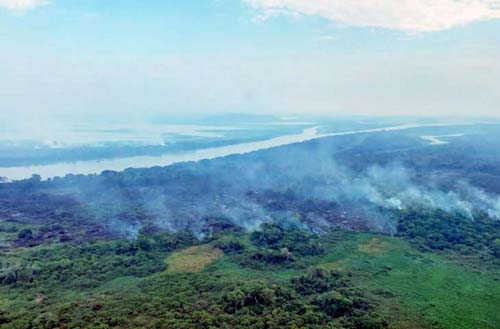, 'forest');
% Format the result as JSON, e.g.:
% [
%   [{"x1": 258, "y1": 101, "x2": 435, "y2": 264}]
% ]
[{"x1": 1, "y1": 126, "x2": 500, "y2": 329}]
